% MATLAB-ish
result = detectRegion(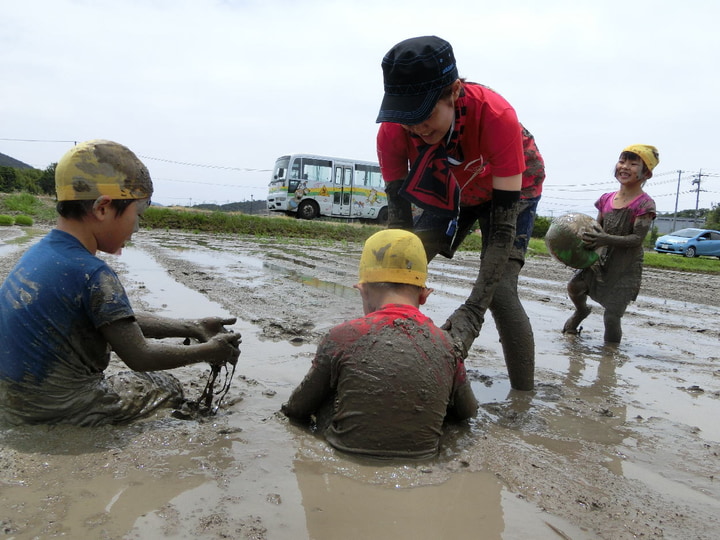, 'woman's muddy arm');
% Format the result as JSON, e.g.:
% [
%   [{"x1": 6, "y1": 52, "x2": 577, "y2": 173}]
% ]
[{"x1": 102, "y1": 318, "x2": 241, "y2": 371}]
